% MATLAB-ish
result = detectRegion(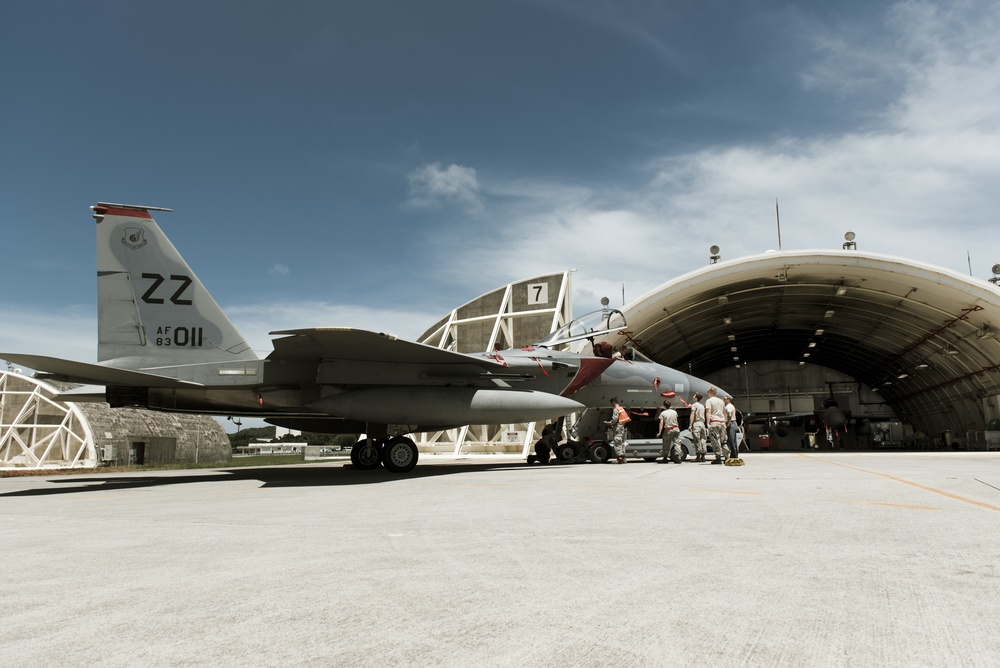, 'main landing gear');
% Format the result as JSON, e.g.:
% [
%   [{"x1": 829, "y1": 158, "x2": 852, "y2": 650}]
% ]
[{"x1": 350, "y1": 436, "x2": 419, "y2": 473}]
